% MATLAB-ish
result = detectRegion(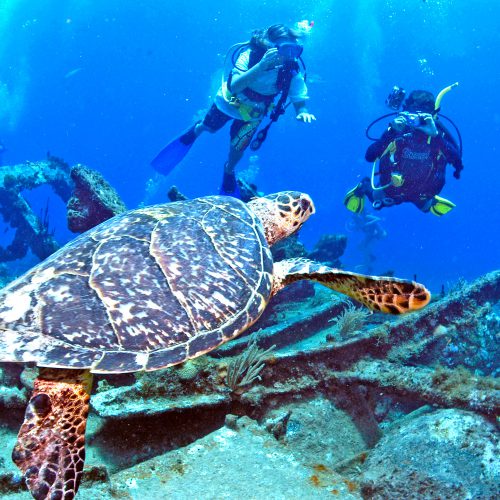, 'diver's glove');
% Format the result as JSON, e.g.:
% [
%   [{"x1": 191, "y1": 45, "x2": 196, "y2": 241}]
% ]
[{"x1": 453, "y1": 163, "x2": 464, "y2": 180}]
